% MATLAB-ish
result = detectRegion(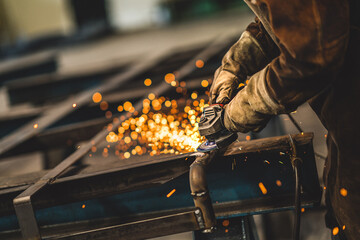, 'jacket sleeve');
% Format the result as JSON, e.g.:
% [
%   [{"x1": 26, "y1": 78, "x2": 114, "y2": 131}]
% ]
[
  {"x1": 210, "y1": 18, "x2": 279, "y2": 104},
  {"x1": 256, "y1": 0, "x2": 349, "y2": 112},
  {"x1": 221, "y1": 18, "x2": 279, "y2": 79},
  {"x1": 223, "y1": 0, "x2": 349, "y2": 132}
]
